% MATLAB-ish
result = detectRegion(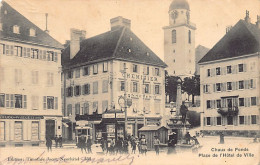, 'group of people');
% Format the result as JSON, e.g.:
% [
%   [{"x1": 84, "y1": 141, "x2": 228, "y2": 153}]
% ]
[
  {"x1": 78, "y1": 135, "x2": 92, "y2": 153},
  {"x1": 45, "y1": 135, "x2": 63, "y2": 152}
]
